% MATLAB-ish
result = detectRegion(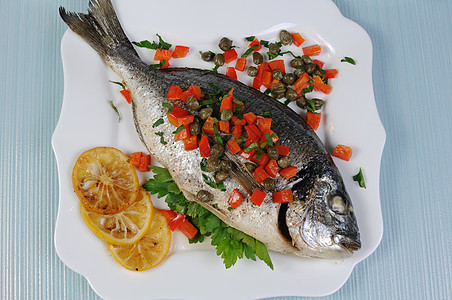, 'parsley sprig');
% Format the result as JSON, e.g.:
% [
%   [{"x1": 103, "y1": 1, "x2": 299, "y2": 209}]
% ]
[{"x1": 143, "y1": 166, "x2": 274, "y2": 269}]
